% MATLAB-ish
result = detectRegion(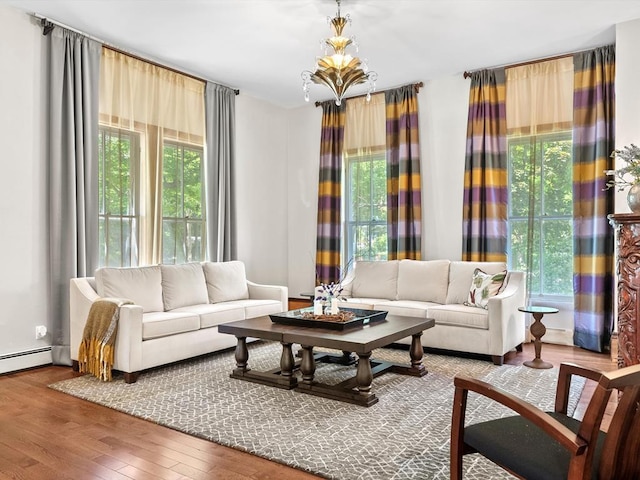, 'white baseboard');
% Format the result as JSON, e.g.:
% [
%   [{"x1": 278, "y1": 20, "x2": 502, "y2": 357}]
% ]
[
  {"x1": 0, "y1": 347, "x2": 52, "y2": 374},
  {"x1": 540, "y1": 327, "x2": 574, "y2": 346}
]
